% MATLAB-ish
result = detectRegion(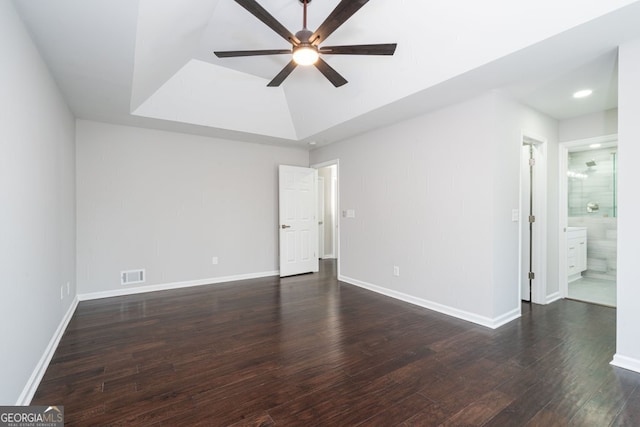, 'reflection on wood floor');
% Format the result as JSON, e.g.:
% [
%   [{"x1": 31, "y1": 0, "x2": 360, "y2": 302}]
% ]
[{"x1": 33, "y1": 260, "x2": 640, "y2": 426}]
